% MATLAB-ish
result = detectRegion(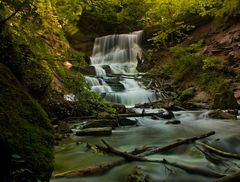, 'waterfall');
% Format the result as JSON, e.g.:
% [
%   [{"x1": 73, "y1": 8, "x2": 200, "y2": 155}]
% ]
[{"x1": 85, "y1": 31, "x2": 158, "y2": 107}]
